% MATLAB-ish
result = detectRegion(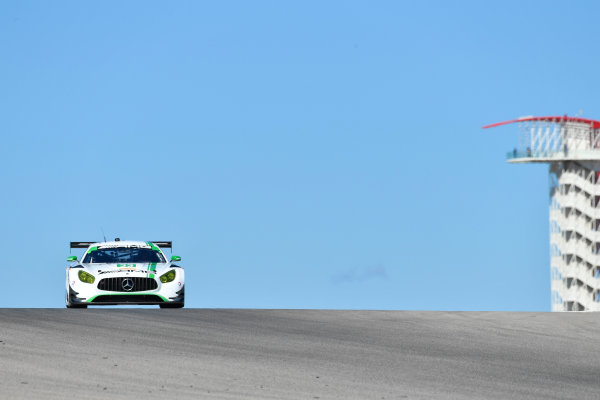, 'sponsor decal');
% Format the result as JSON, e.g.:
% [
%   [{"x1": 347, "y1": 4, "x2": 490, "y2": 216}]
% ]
[
  {"x1": 71, "y1": 280, "x2": 76, "y2": 286},
  {"x1": 98, "y1": 269, "x2": 153, "y2": 275},
  {"x1": 117, "y1": 263, "x2": 137, "y2": 270},
  {"x1": 98, "y1": 270, "x2": 120, "y2": 275},
  {"x1": 178, "y1": 282, "x2": 182, "y2": 287},
  {"x1": 97, "y1": 243, "x2": 151, "y2": 249}
]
